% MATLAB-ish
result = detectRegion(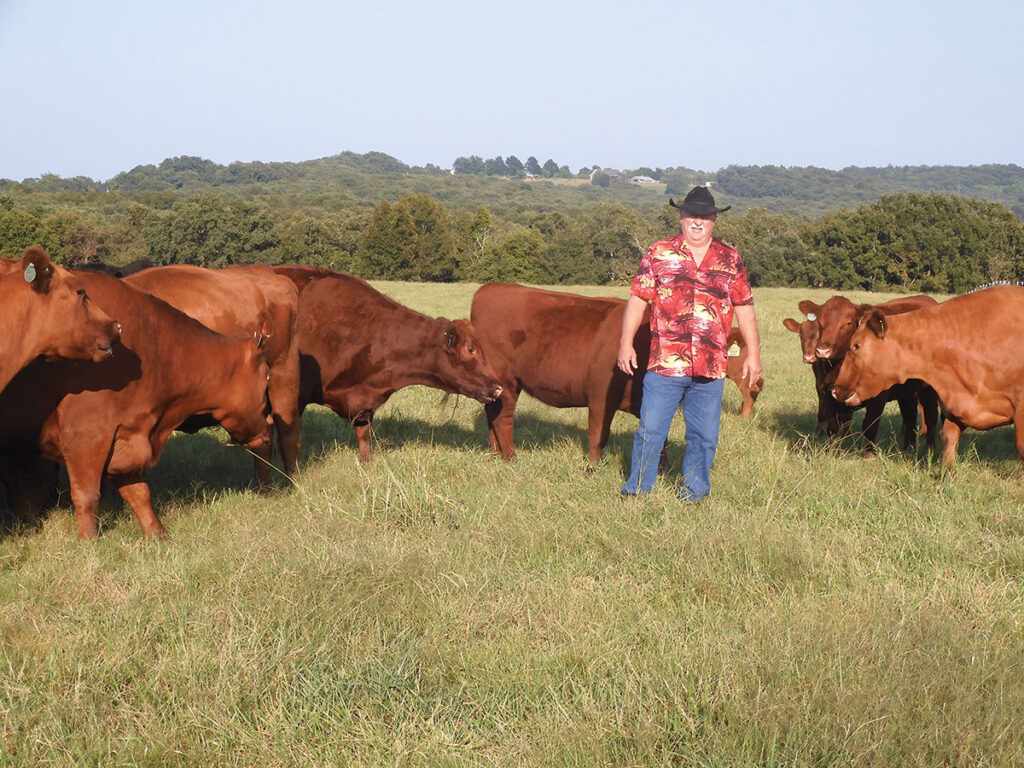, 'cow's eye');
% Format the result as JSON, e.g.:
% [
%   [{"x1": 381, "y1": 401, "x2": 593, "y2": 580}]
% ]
[
  {"x1": 852, "y1": 342, "x2": 861, "y2": 351},
  {"x1": 466, "y1": 346, "x2": 475, "y2": 355}
]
